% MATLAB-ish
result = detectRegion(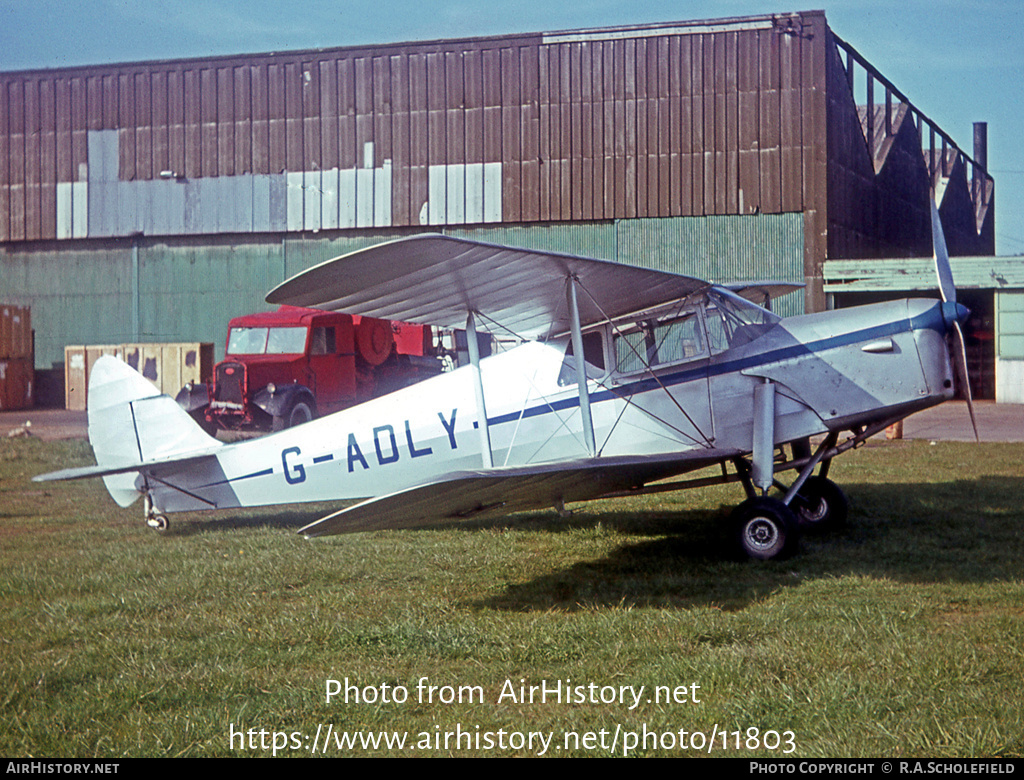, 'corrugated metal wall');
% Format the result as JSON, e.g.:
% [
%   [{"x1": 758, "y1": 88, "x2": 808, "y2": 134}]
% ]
[
  {"x1": 0, "y1": 12, "x2": 827, "y2": 243},
  {"x1": 825, "y1": 34, "x2": 995, "y2": 260},
  {"x1": 6, "y1": 213, "x2": 803, "y2": 369}
]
